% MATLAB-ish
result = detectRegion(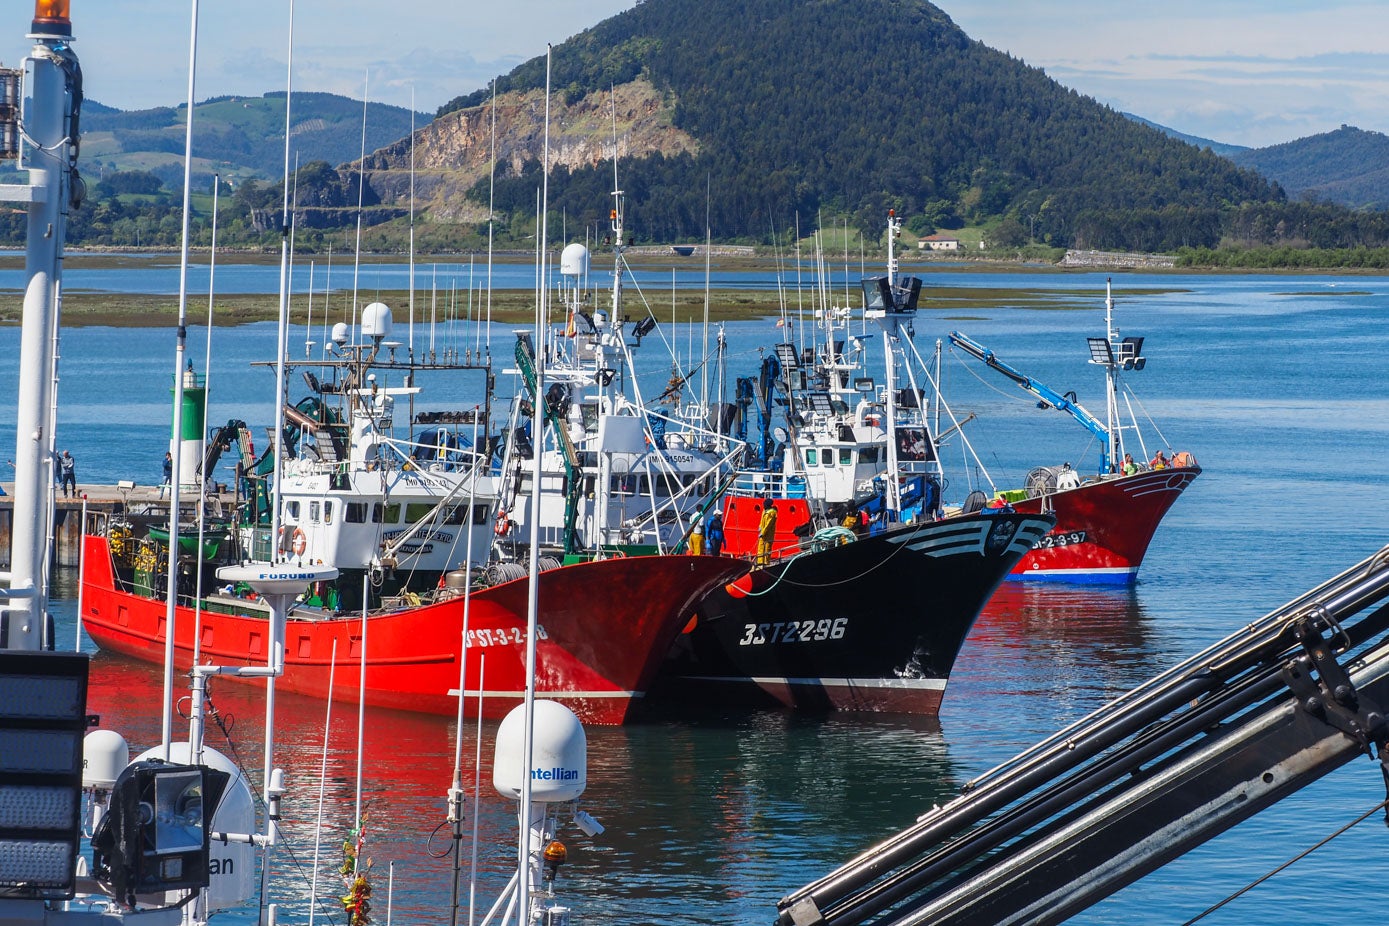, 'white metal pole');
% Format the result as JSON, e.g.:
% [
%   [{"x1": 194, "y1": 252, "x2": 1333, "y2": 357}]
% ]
[
  {"x1": 6, "y1": 8, "x2": 77, "y2": 652},
  {"x1": 269, "y1": 0, "x2": 298, "y2": 565},
  {"x1": 517, "y1": 43, "x2": 553, "y2": 926},
  {"x1": 74, "y1": 495, "x2": 87, "y2": 651},
  {"x1": 307, "y1": 641, "x2": 336, "y2": 926},
  {"x1": 161, "y1": 0, "x2": 201, "y2": 756}
]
